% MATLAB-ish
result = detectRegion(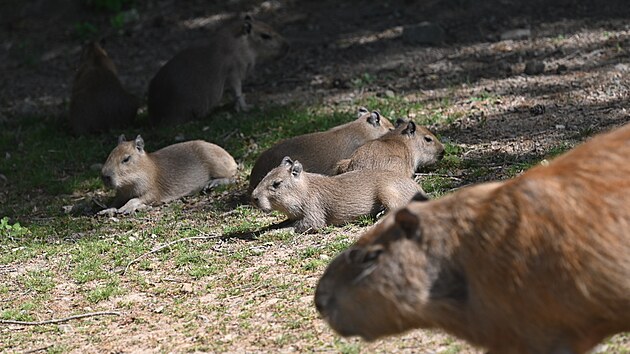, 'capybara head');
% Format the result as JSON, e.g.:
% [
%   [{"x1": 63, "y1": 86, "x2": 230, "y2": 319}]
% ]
[
  {"x1": 398, "y1": 120, "x2": 445, "y2": 167},
  {"x1": 251, "y1": 156, "x2": 305, "y2": 215},
  {"x1": 101, "y1": 135, "x2": 147, "y2": 190},
  {"x1": 315, "y1": 198, "x2": 463, "y2": 341},
  {"x1": 78, "y1": 41, "x2": 117, "y2": 75},
  {"x1": 240, "y1": 15, "x2": 289, "y2": 60},
  {"x1": 355, "y1": 109, "x2": 395, "y2": 138}
]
